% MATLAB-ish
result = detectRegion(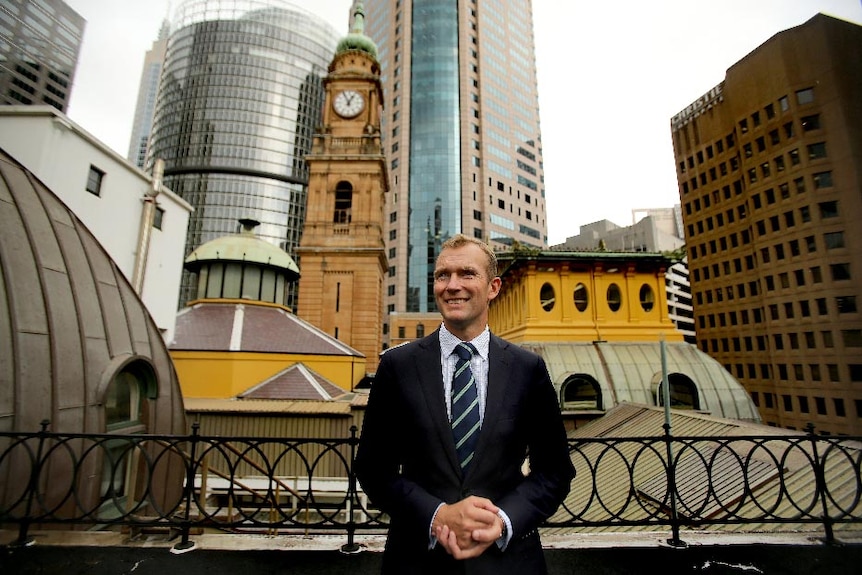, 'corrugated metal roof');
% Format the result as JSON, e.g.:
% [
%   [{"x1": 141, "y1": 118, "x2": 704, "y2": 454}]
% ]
[
  {"x1": 547, "y1": 403, "x2": 862, "y2": 535},
  {"x1": 170, "y1": 301, "x2": 363, "y2": 357},
  {"x1": 183, "y1": 397, "x2": 353, "y2": 415},
  {"x1": 525, "y1": 341, "x2": 761, "y2": 423}
]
